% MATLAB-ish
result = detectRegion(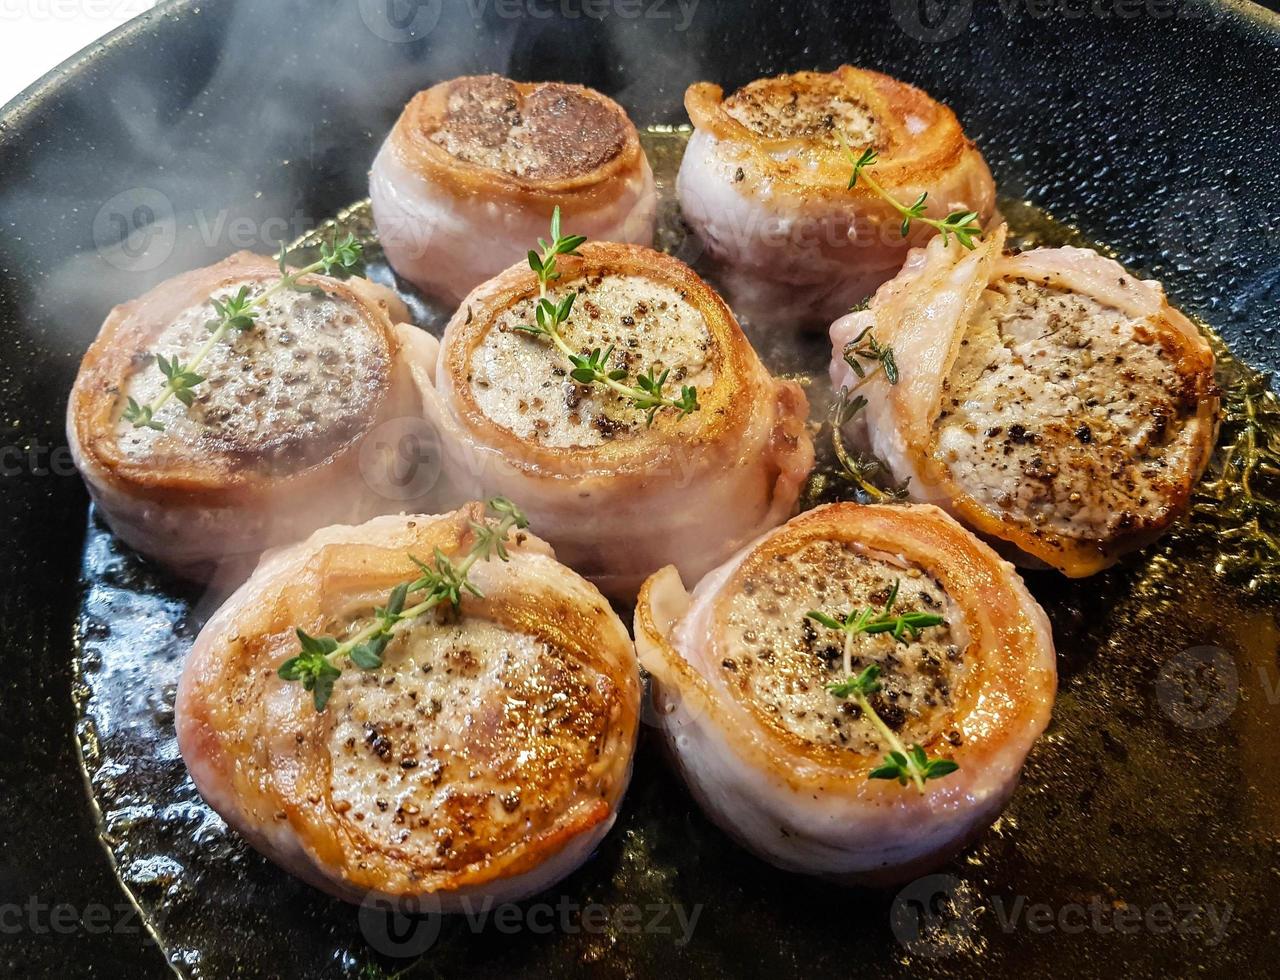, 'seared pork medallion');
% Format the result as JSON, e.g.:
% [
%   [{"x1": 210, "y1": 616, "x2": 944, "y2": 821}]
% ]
[
  {"x1": 829, "y1": 226, "x2": 1220, "y2": 576},
  {"x1": 370, "y1": 74, "x2": 656, "y2": 304},
  {"x1": 635, "y1": 502, "x2": 1055, "y2": 883},
  {"x1": 677, "y1": 66, "x2": 995, "y2": 331},
  {"x1": 408, "y1": 212, "x2": 814, "y2": 600},
  {"x1": 176, "y1": 501, "x2": 640, "y2": 909},
  {"x1": 67, "y1": 248, "x2": 439, "y2": 579}
]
